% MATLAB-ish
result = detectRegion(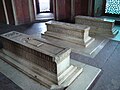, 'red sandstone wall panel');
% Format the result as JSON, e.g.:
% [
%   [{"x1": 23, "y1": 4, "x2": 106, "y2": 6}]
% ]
[
  {"x1": 57, "y1": 0, "x2": 66, "y2": 20},
  {"x1": 65, "y1": 0, "x2": 71, "y2": 21},
  {"x1": 75, "y1": 0, "x2": 88, "y2": 16},
  {"x1": 22, "y1": 0, "x2": 30, "y2": 23},
  {"x1": 14, "y1": 0, "x2": 24, "y2": 24},
  {"x1": 81, "y1": 0, "x2": 88, "y2": 15},
  {"x1": 75, "y1": 0, "x2": 82, "y2": 15},
  {"x1": 50, "y1": 0, "x2": 90, "y2": 21},
  {"x1": 55, "y1": 0, "x2": 71, "y2": 21},
  {"x1": 0, "y1": 0, "x2": 6, "y2": 24},
  {"x1": 14, "y1": 0, "x2": 30, "y2": 24}
]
